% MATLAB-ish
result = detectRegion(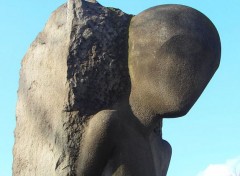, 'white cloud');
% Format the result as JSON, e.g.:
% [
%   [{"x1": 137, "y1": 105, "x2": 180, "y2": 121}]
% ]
[{"x1": 197, "y1": 156, "x2": 240, "y2": 176}]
